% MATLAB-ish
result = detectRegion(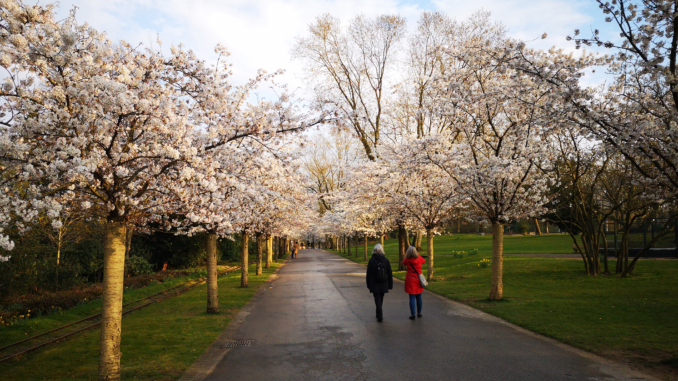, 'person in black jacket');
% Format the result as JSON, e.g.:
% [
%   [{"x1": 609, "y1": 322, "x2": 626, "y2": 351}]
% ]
[{"x1": 366, "y1": 244, "x2": 393, "y2": 322}]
